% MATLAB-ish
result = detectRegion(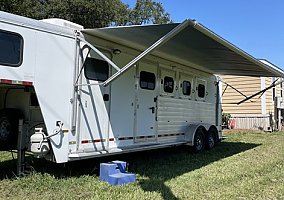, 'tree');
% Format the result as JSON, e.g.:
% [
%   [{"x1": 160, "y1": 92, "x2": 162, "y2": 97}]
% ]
[
  {"x1": 43, "y1": 0, "x2": 131, "y2": 28},
  {"x1": 129, "y1": 0, "x2": 171, "y2": 25},
  {"x1": 0, "y1": 0, "x2": 45, "y2": 18},
  {"x1": 0, "y1": 0, "x2": 171, "y2": 28}
]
